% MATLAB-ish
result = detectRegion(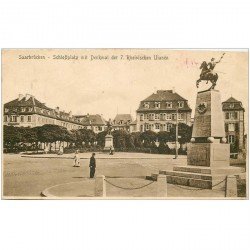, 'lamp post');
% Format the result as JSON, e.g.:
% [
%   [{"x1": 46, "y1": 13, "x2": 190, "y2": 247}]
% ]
[{"x1": 174, "y1": 108, "x2": 178, "y2": 159}]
